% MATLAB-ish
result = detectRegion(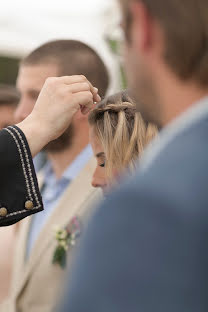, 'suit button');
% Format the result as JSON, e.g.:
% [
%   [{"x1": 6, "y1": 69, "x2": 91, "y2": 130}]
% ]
[
  {"x1": 0, "y1": 207, "x2": 8, "y2": 217},
  {"x1": 25, "y1": 200, "x2": 34, "y2": 210}
]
